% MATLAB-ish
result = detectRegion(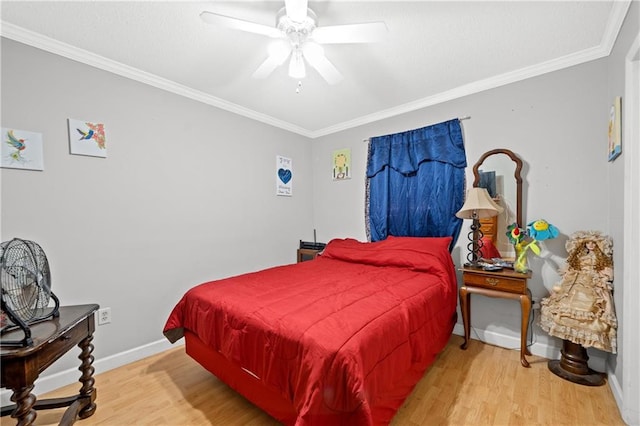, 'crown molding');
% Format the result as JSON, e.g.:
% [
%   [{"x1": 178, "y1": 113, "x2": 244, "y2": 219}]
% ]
[
  {"x1": 311, "y1": 0, "x2": 633, "y2": 138},
  {"x1": 310, "y1": 43, "x2": 610, "y2": 138},
  {"x1": 1, "y1": 0, "x2": 631, "y2": 139},
  {"x1": 600, "y1": 0, "x2": 633, "y2": 54},
  {"x1": 0, "y1": 21, "x2": 314, "y2": 138}
]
